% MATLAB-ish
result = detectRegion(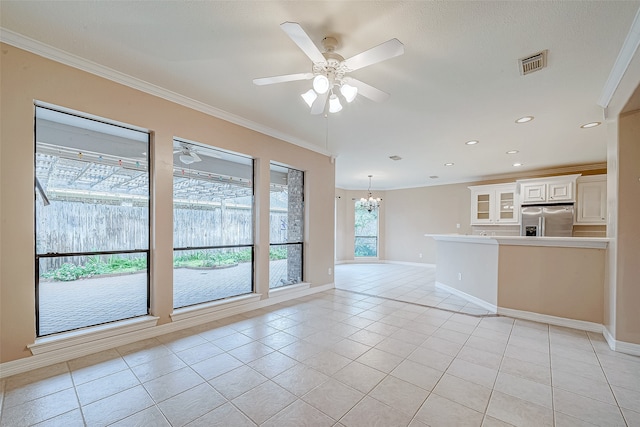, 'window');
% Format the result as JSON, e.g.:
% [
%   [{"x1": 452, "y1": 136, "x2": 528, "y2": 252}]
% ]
[
  {"x1": 354, "y1": 203, "x2": 378, "y2": 257},
  {"x1": 269, "y1": 164, "x2": 304, "y2": 288},
  {"x1": 173, "y1": 140, "x2": 254, "y2": 308},
  {"x1": 35, "y1": 105, "x2": 150, "y2": 336}
]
